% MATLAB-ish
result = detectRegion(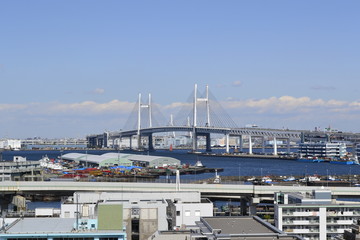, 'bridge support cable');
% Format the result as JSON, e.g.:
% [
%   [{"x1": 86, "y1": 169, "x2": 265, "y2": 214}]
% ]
[
  {"x1": 207, "y1": 90, "x2": 238, "y2": 129},
  {"x1": 123, "y1": 99, "x2": 140, "y2": 131}
]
